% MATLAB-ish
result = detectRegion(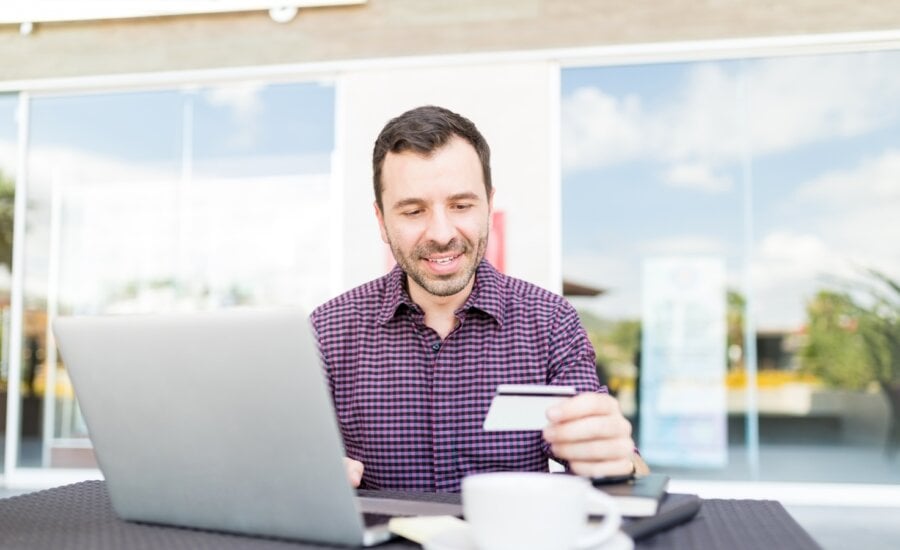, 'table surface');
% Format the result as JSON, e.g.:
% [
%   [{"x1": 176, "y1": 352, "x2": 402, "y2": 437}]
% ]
[{"x1": 0, "y1": 480, "x2": 821, "y2": 549}]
